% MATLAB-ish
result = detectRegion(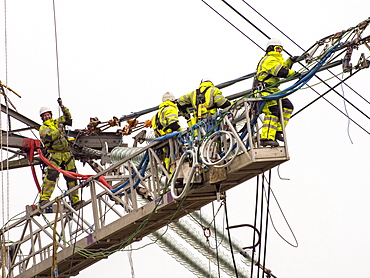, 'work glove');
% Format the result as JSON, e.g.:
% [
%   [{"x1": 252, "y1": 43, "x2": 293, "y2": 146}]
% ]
[
  {"x1": 57, "y1": 122, "x2": 65, "y2": 132},
  {"x1": 290, "y1": 56, "x2": 299, "y2": 63},
  {"x1": 57, "y1": 97, "x2": 63, "y2": 106},
  {"x1": 57, "y1": 98, "x2": 65, "y2": 109}
]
